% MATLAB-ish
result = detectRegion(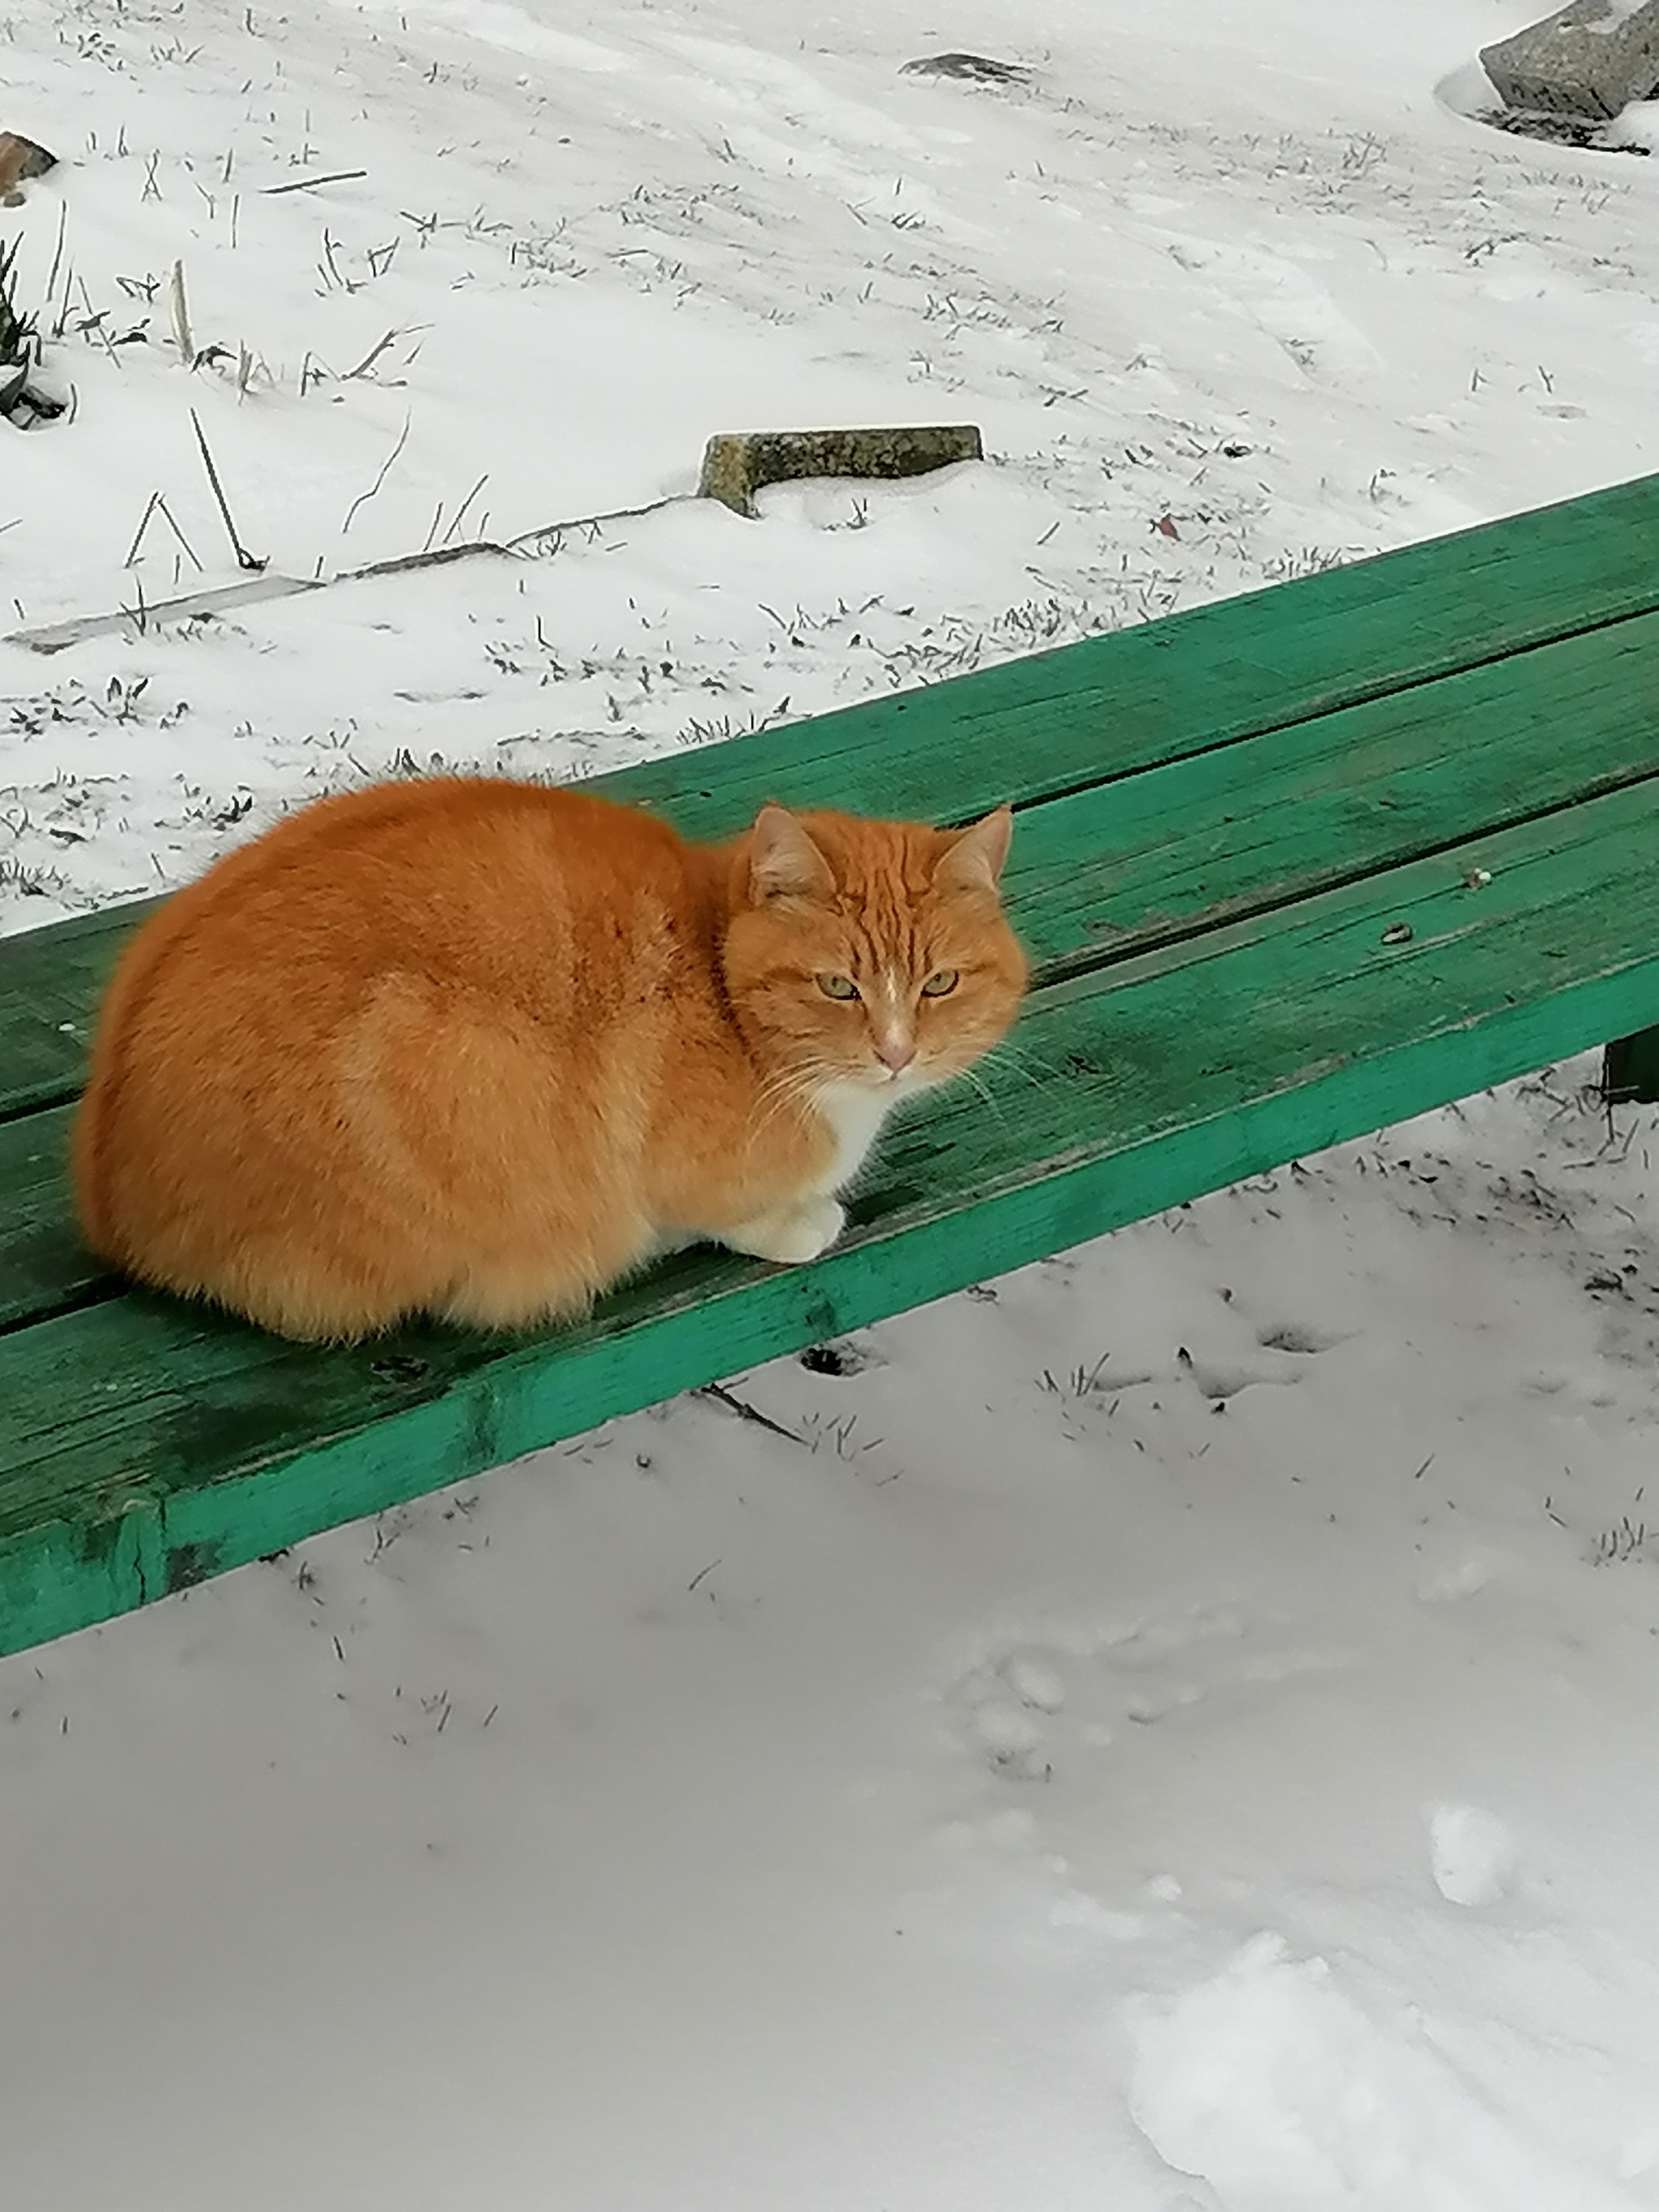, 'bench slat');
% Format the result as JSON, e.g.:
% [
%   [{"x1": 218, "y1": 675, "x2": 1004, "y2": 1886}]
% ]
[
  {"x1": 5, "y1": 775, "x2": 1659, "y2": 1656},
  {"x1": 5, "y1": 473, "x2": 1656, "y2": 1120},
  {"x1": 0, "y1": 901, "x2": 142, "y2": 1123},
  {"x1": 0, "y1": 1110, "x2": 112, "y2": 1330}
]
